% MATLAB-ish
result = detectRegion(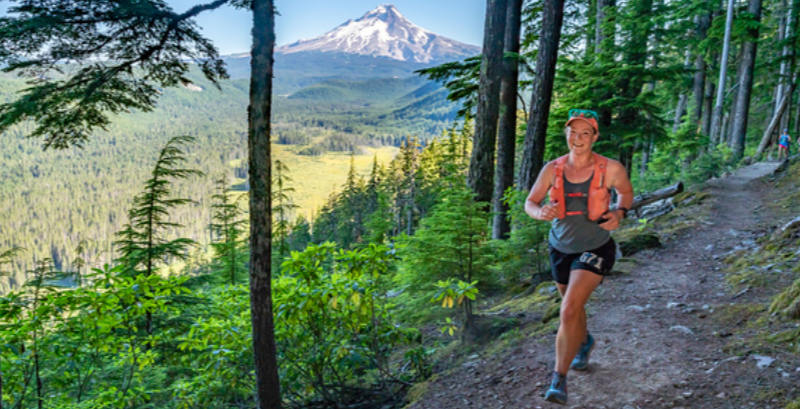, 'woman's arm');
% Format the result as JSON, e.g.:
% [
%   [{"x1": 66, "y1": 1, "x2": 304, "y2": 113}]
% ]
[
  {"x1": 525, "y1": 162, "x2": 559, "y2": 221},
  {"x1": 598, "y1": 159, "x2": 633, "y2": 231}
]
